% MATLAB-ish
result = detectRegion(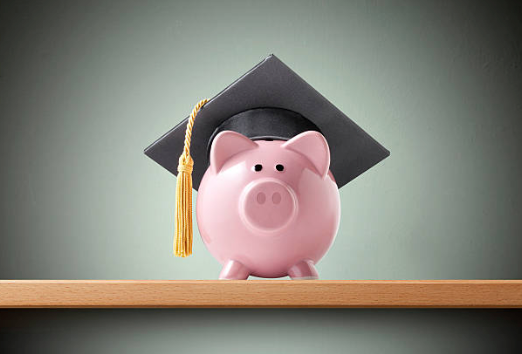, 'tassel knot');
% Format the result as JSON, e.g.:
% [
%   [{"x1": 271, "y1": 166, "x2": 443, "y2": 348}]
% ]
[{"x1": 177, "y1": 155, "x2": 194, "y2": 174}]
